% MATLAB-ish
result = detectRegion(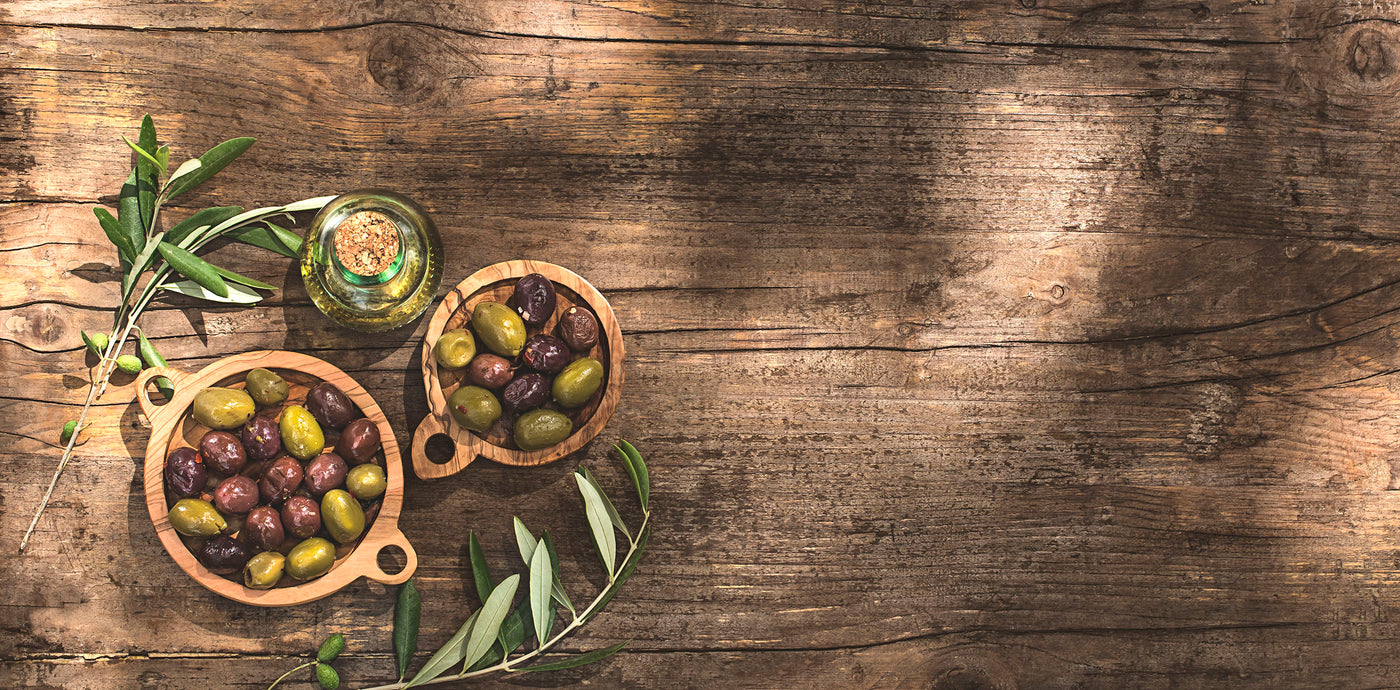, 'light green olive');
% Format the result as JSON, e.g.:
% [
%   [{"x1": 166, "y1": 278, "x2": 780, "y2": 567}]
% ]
[
  {"x1": 513, "y1": 409, "x2": 573, "y2": 450},
  {"x1": 551, "y1": 357, "x2": 604, "y2": 408},
  {"x1": 471, "y1": 302, "x2": 526, "y2": 357},
  {"x1": 243, "y1": 551, "x2": 286, "y2": 589},
  {"x1": 321, "y1": 489, "x2": 366, "y2": 544},
  {"x1": 192, "y1": 388, "x2": 256, "y2": 430},
  {"x1": 244, "y1": 368, "x2": 289, "y2": 407},
  {"x1": 279, "y1": 404, "x2": 325, "y2": 461},
  {"x1": 448, "y1": 385, "x2": 502, "y2": 433},
  {"x1": 286, "y1": 537, "x2": 336, "y2": 580},
  {"x1": 433, "y1": 328, "x2": 478, "y2": 370},
  {"x1": 169, "y1": 498, "x2": 228, "y2": 537},
  {"x1": 346, "y1": 464, "x2": 387, "y2": 500}
]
